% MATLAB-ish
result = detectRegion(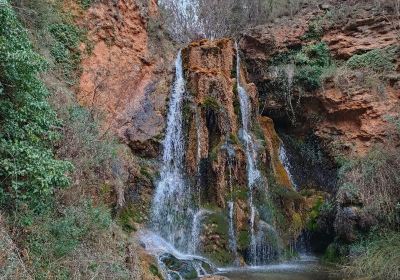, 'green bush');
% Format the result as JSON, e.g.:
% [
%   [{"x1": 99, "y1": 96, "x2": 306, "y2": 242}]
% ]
[
  {"x1": 0, "y1": 0, "x2": 72, "y2": 211},
  {"x1": 49, "y1": 22, "x2": 83, "y2": 83},
  {"x1": 80, "y1": 0, "x2": 94, "y2": 9},
  {"x1": 270, "y1": 42, "x2": 332, "y2": 92},
  {"x1": 301, "y1": 16, "x2": 324, "y2": 41},
  {"x1": 346, "y1": 48, "x2": 396, "y2": 72},
  {"x1": 294, "y1": 43, "x2": 332, "y2": 90}
]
